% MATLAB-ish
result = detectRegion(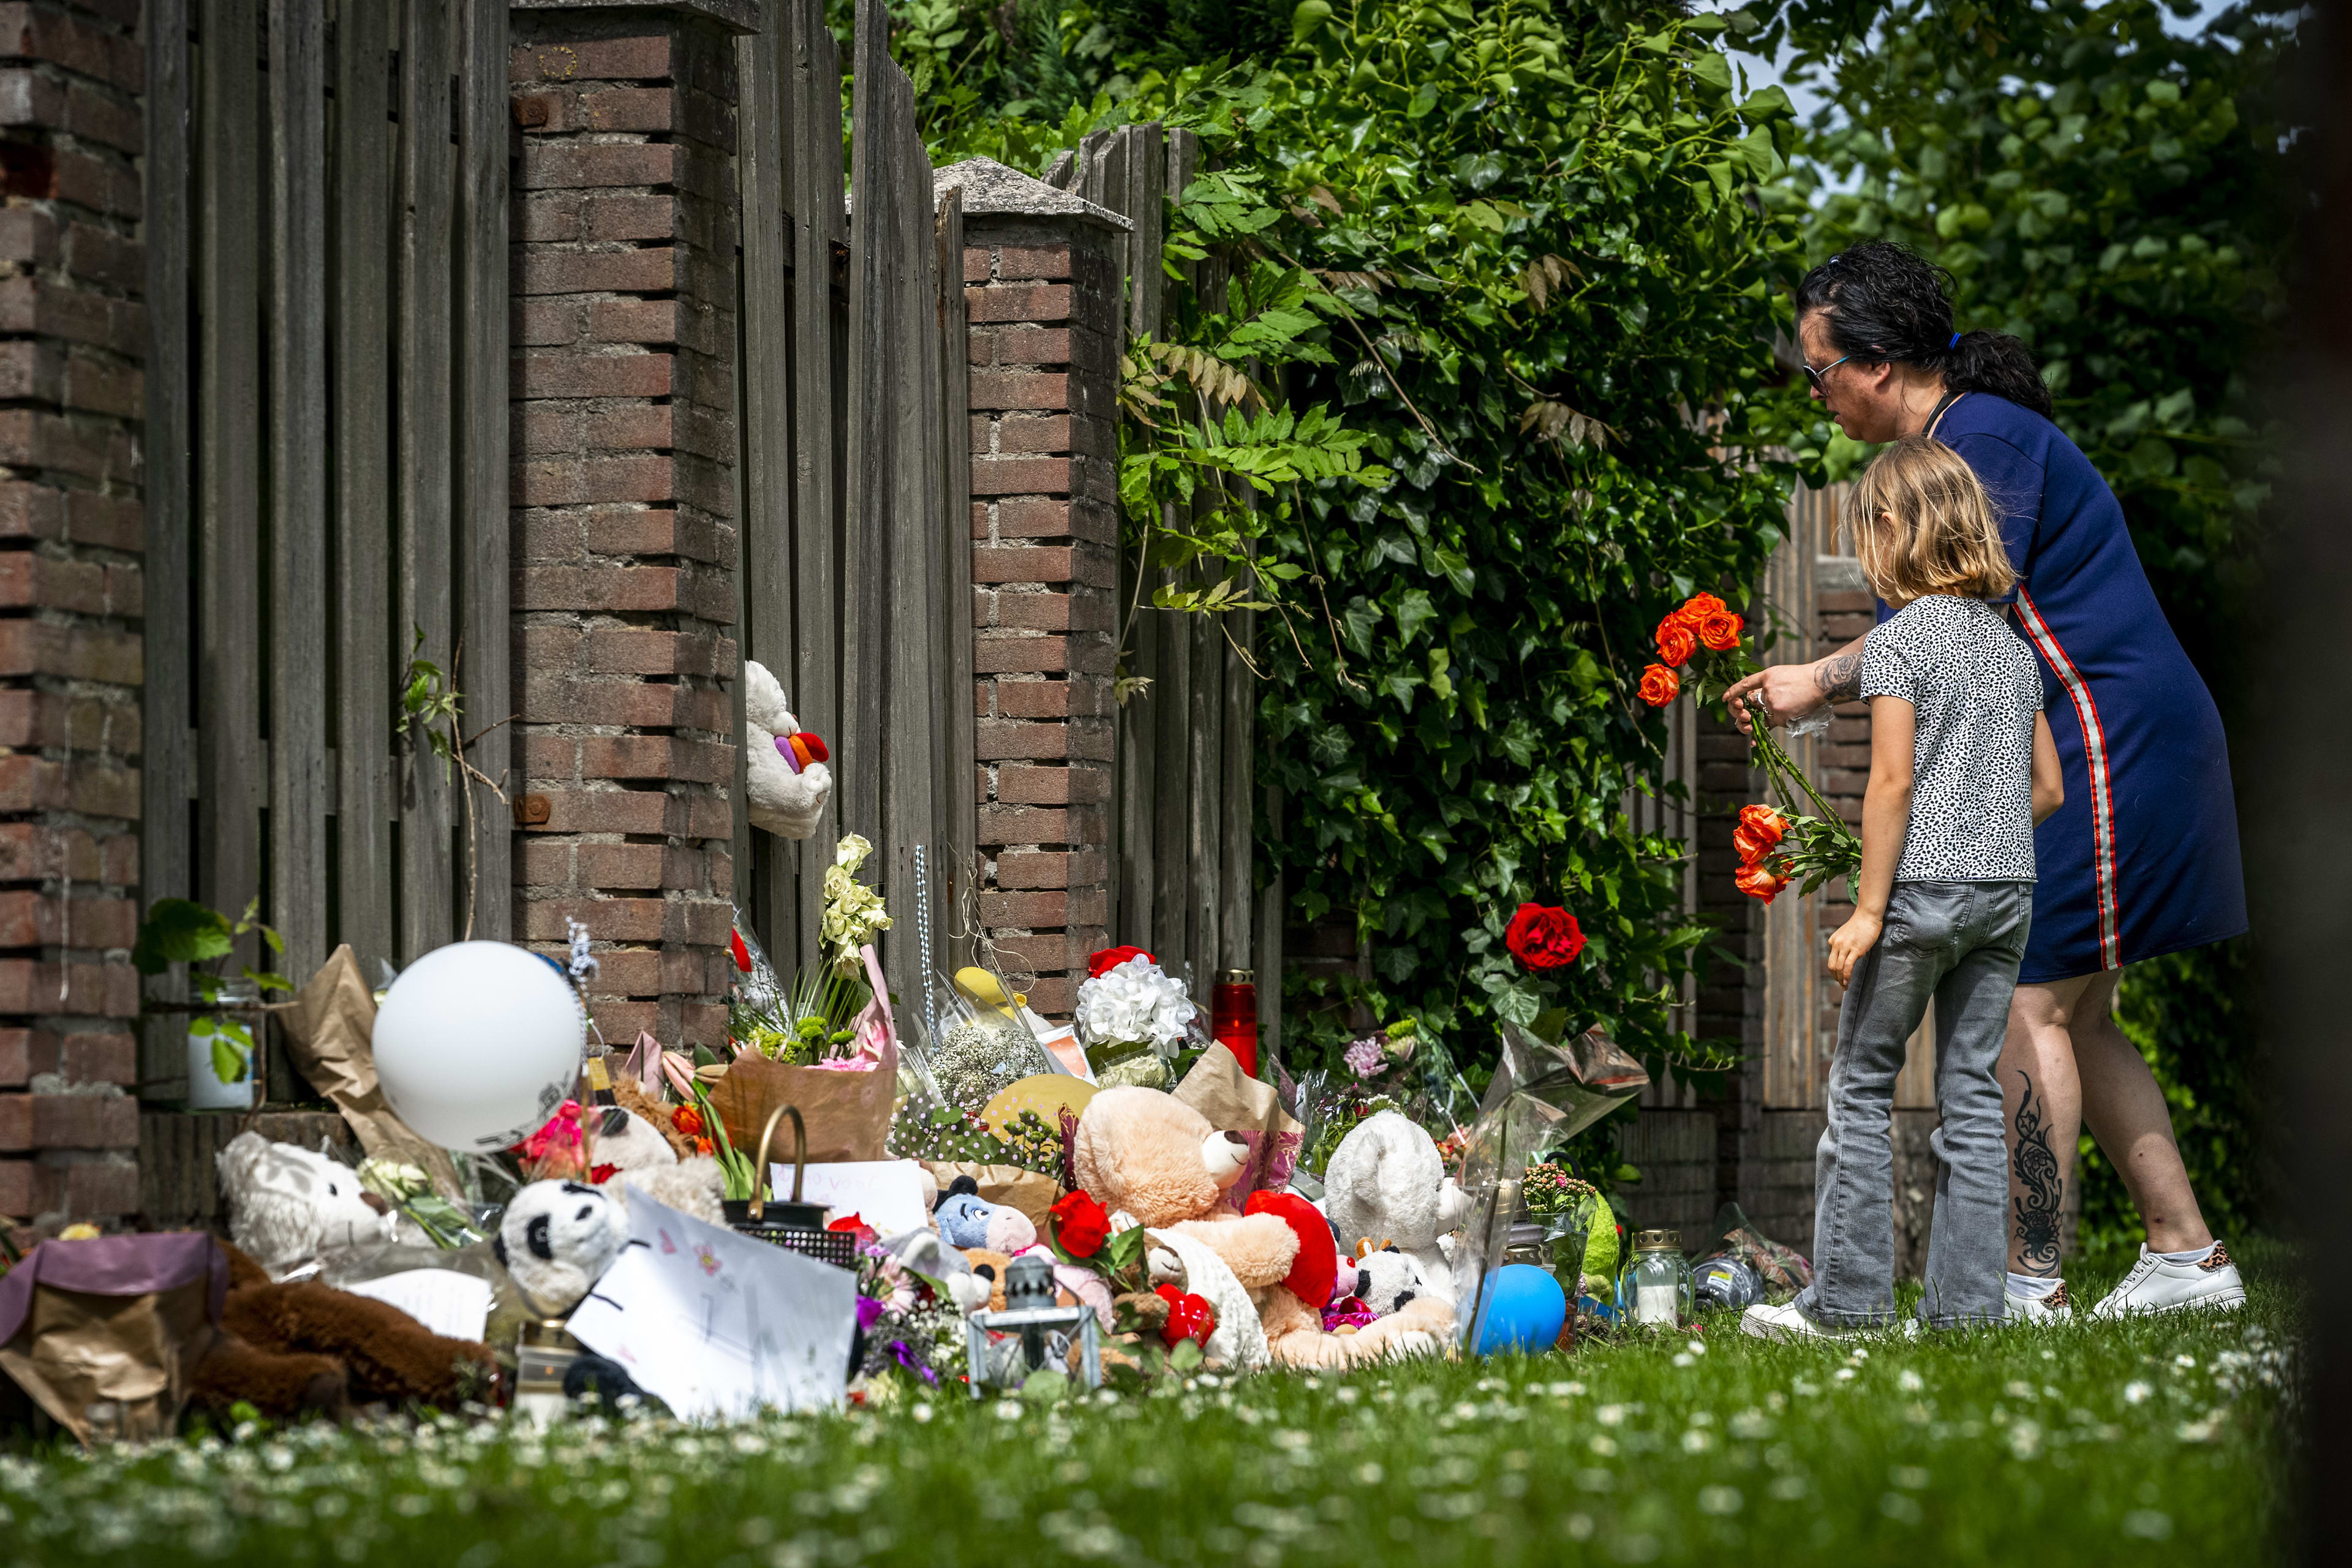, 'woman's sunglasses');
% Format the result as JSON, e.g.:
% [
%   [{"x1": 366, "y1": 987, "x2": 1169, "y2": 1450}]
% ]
[{"x1": 1801, "y1": 352, "x2": 1853, "y2": 390}]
